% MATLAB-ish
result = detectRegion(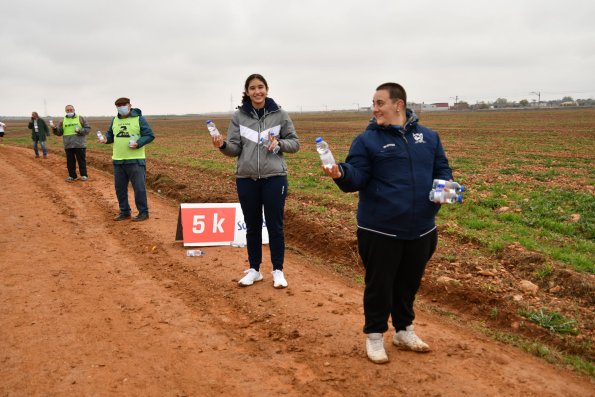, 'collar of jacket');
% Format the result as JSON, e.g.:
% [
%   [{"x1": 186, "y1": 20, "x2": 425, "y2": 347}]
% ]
[
  {"x1": 239, "y1": 97, "x2": 280, "y2": 118},
  {"x1": 367, "y1": 108, "x2": 419, "y2": 133}
]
